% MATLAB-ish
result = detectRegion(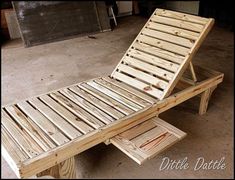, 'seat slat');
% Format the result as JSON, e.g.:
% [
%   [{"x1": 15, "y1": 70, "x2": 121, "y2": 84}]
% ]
[
  {"x1": 17, "y1": 101, "x2": 70, "y2": 145},
  {"x1": 151, "y1": 15, "x2": 204, "y2": 32},
  {"x1": 2, "y1": 110, "x2": 44, "y2": 158},
  {"x1": 147, "y1": 22, "x2": 199, "y2": 40},
  {"x1": 87, "y1": 81, "x2": 143, "y2": 111},
  {"x1": 112, "y1": 71, "x2": 163, "y2": 99},
  {"x1": 79, "y1": 83, "x2": 134, "y2": 115},
  {"x1": 138, "y1": 34, "x2": 190, "y2": 56},
  {"x1": 69, "y1": 86, "x2": 125, "y2": 119},
  {"x1": 102, "y1": 77, "x2": 156, "y2": 104},
  {"x1": 59, "y1": 89, "x2": 115, "y2": 124},
  {"x1": 2, "y1": 126, "x2": 29, "y2": 164},
  {"x1": 5, "y1": 105, "x2": 56, "y2": 151},
  {"x1": 39, "y1": 95, "x2": 94, "y2": 134},
  {"x1": 142, "y1": 28, "x2": 194, "y2": 48},
  {"x1": 29, "y1": 98, "x2": 82, "y2": 140},
  {"x1": 50, "y1": 92, "x2": 105, "y2": 129},
  {"x1": 128, "y1": 48, "x2": 179, "y2": 72},
  {"x1": 94, "y1": 78, "x2": 151, "y2": 108}
]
